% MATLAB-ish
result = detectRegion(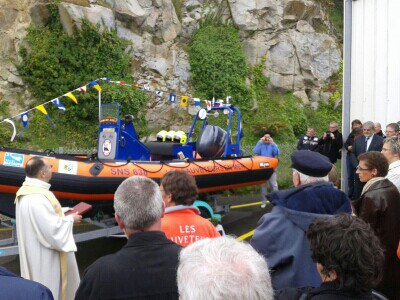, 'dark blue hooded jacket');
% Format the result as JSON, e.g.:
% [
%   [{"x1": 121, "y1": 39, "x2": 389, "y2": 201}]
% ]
[
  {"x1": 250, "y1": 182, "x2": 352, "y2": 290},
  {"x1": 0, "y1": 267, "x2": 53, "y2": 300}
]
